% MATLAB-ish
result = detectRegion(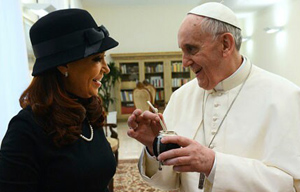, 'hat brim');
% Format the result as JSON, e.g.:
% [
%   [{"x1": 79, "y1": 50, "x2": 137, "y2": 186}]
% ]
[
  {"x1": 97, "y1": 36, "x2": 119, "y2": 54},
  {"x1": 32, "y1": 36, "x2": 119, "y2": 76}
]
